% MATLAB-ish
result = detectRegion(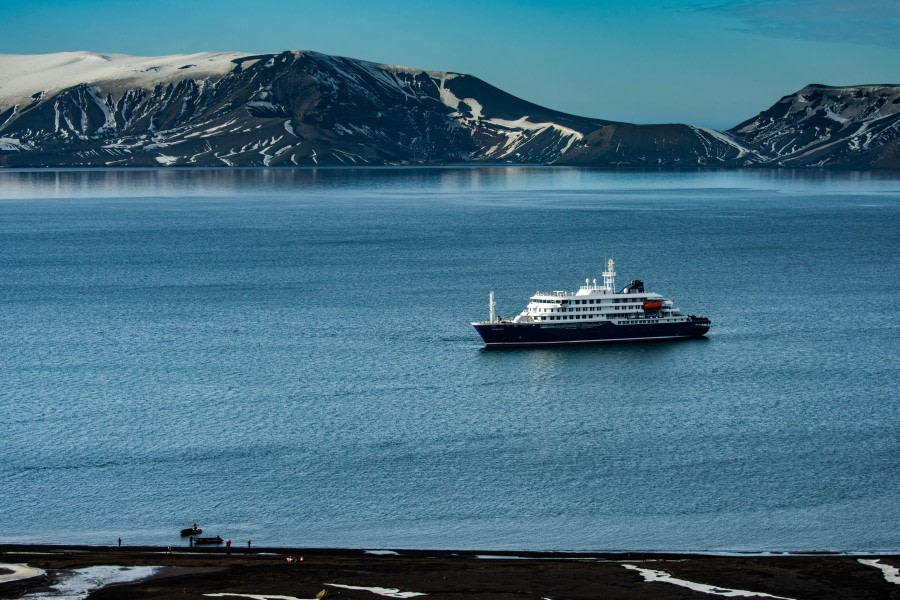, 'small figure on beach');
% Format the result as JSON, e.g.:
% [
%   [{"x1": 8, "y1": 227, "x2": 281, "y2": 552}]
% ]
[
  {"x1": 247, "y1": 539, "x2": 251, "y2": 552},
  {"x1": 226, "y1": 538, "x2": 231, "y2": 555},
  {"x1": 118, "y1": 537, "x2": 121, "y2": 547},
  {"x1": 189, "y1": 535, "x2": 193, "y2": 547}
]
